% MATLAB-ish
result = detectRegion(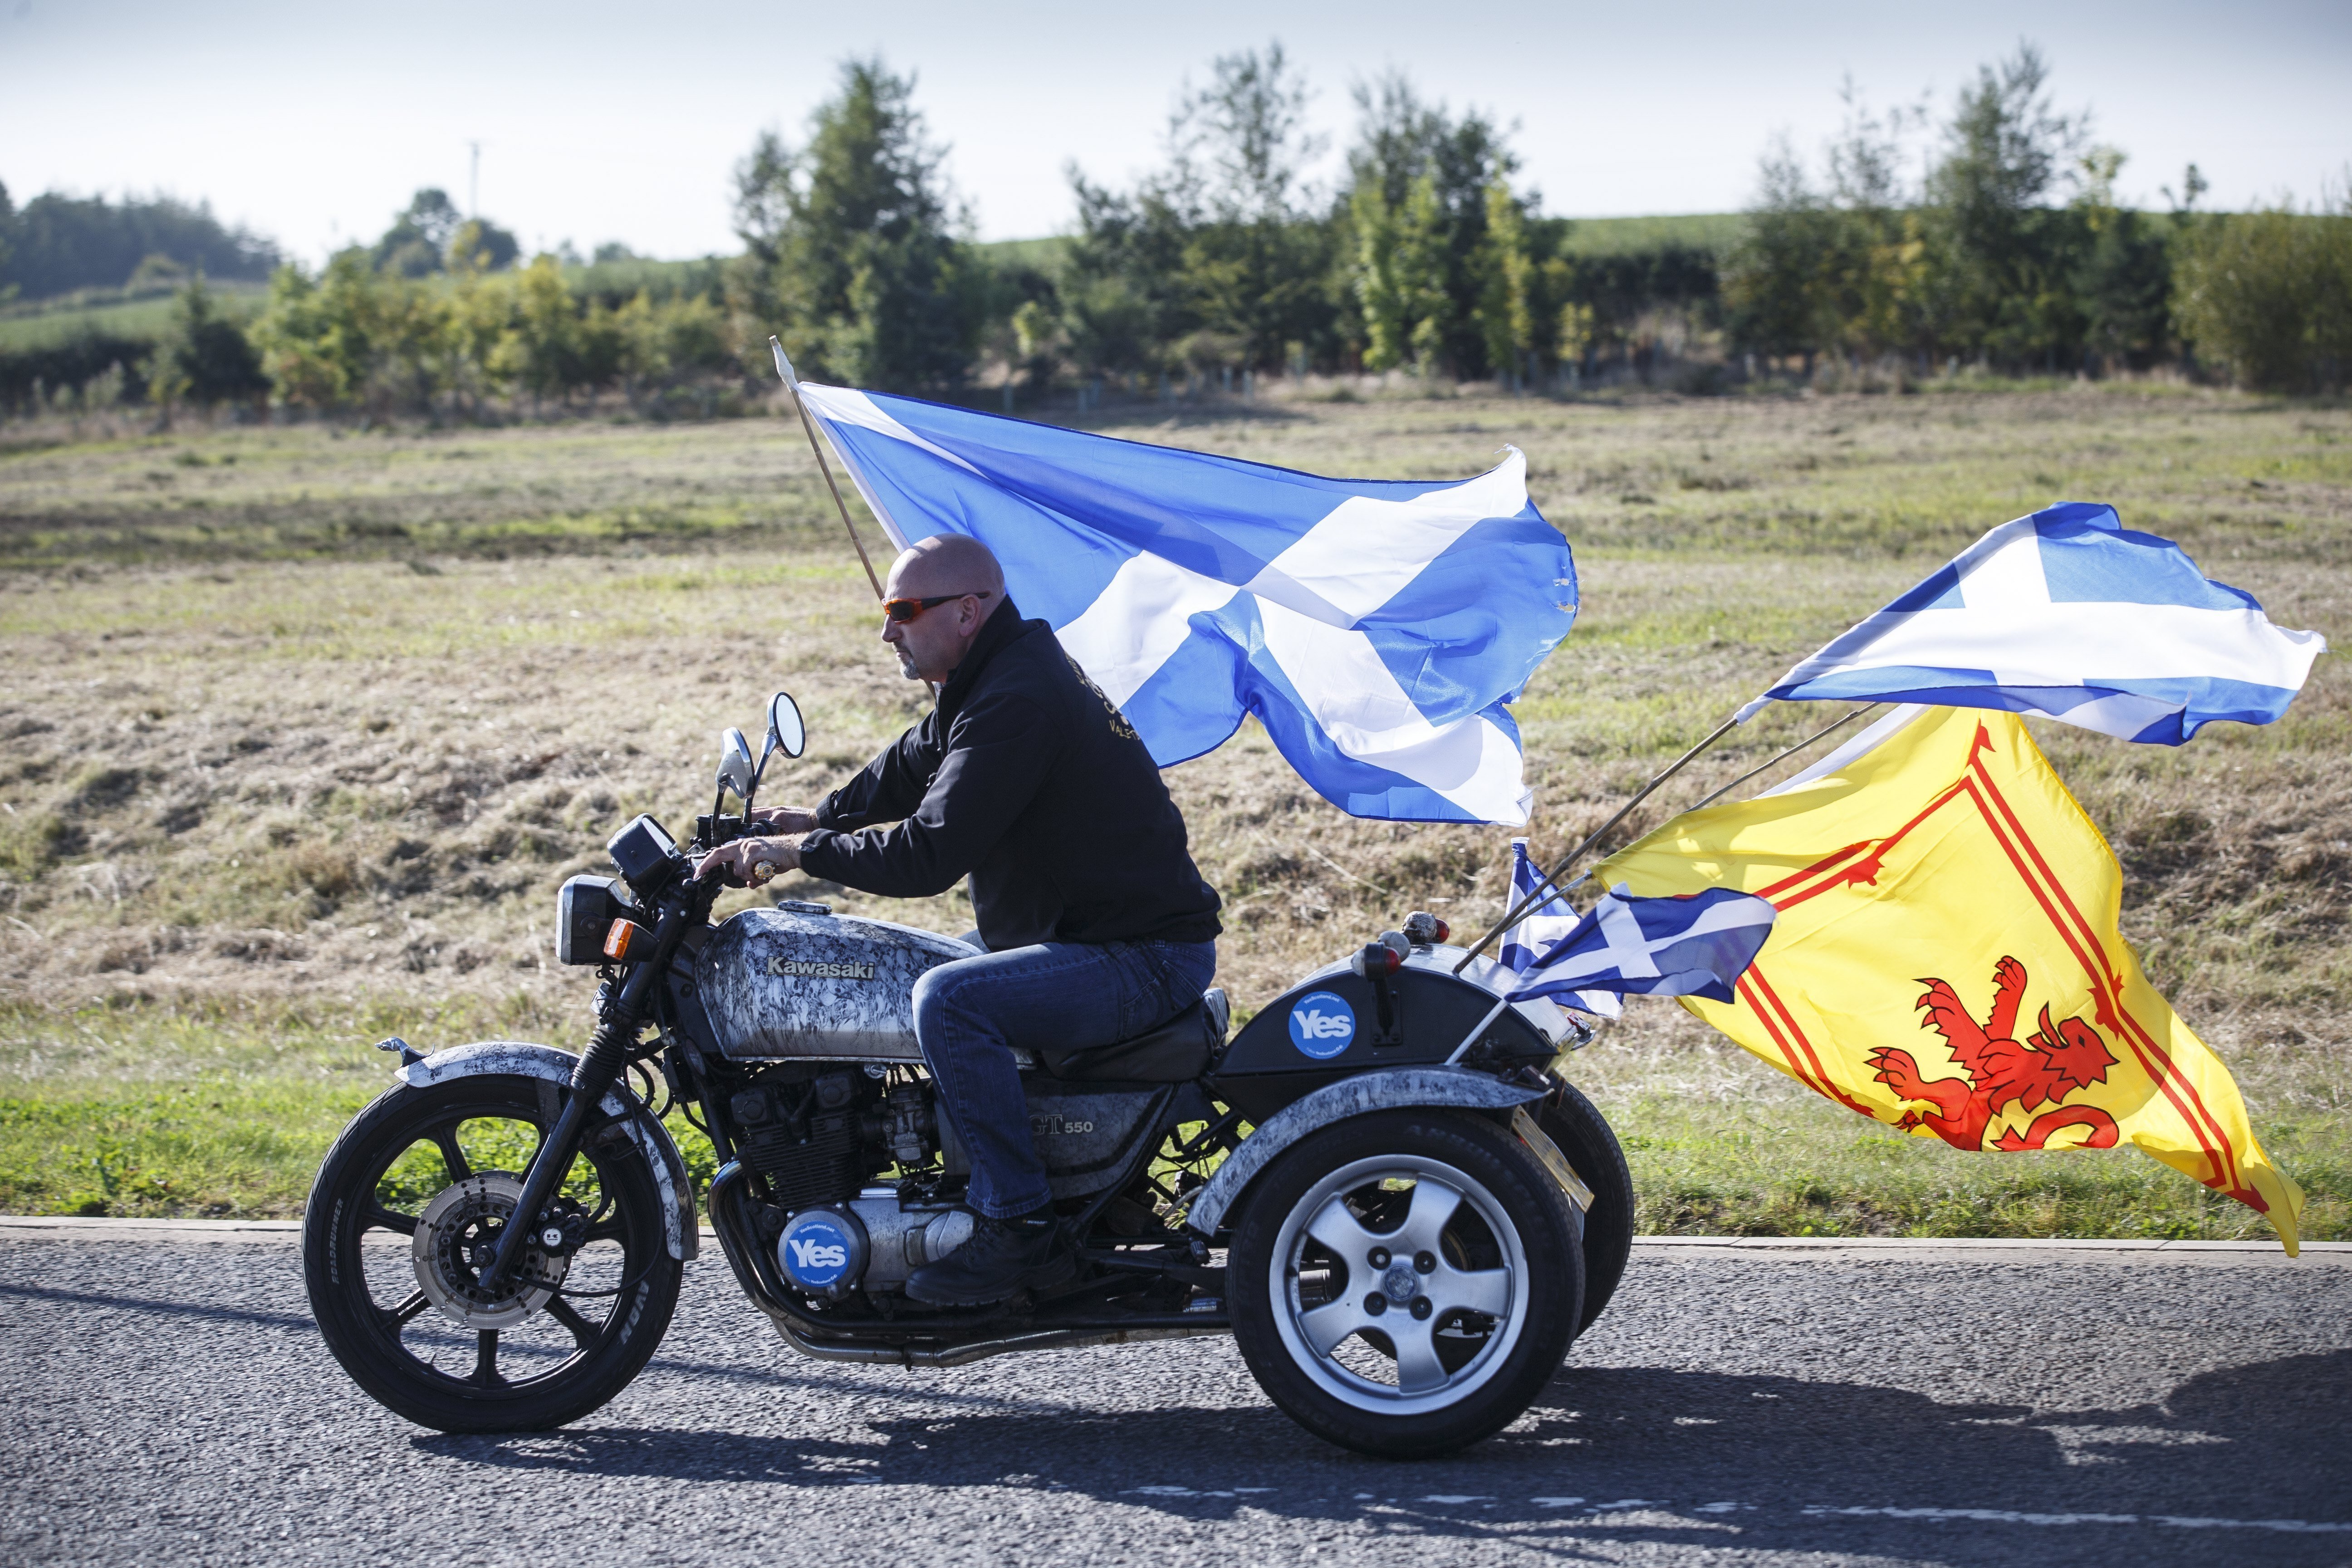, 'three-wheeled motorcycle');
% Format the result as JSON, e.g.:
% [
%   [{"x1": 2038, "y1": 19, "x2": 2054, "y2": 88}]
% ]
[{"x1": 303, "y1": 693, "x2": 1633, "y2": 1457}]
